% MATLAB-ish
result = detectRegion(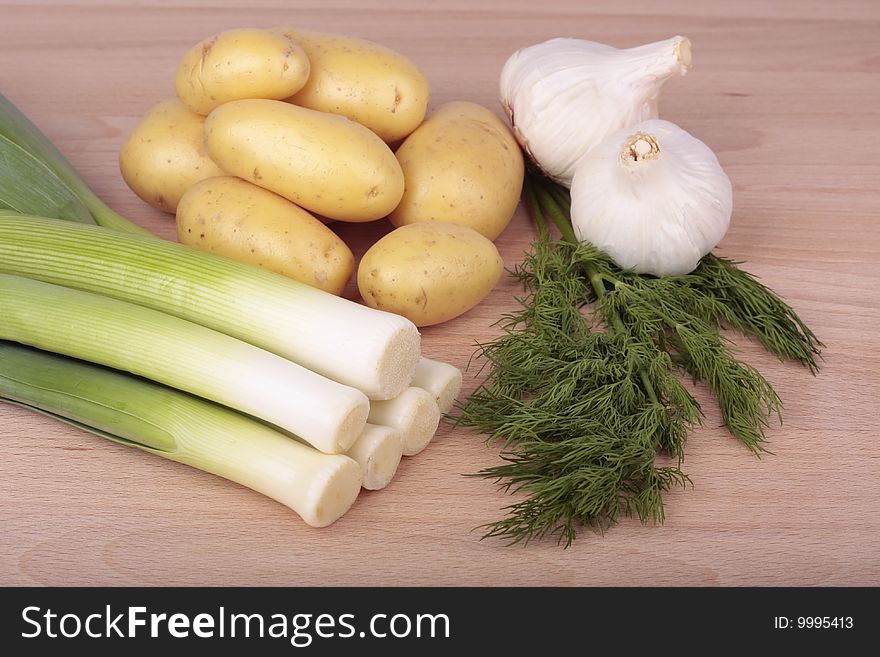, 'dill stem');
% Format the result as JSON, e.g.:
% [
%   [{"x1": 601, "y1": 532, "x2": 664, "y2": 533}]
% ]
[
  {"x1": 639, "y1": 369, "x2": 659, "y2": 405},
  {"x1": 532, "y1": 182, "x2": 578, "y2": 244},
  {"x1": 588, "y1": 271, "x2": 606, "y2": 298},
  {"x1": 547, "y1": 183, "x2": 571, "y2": 213},
  {"x1": 523, "y1": 176, "x2": 549, "y2": 239}
]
